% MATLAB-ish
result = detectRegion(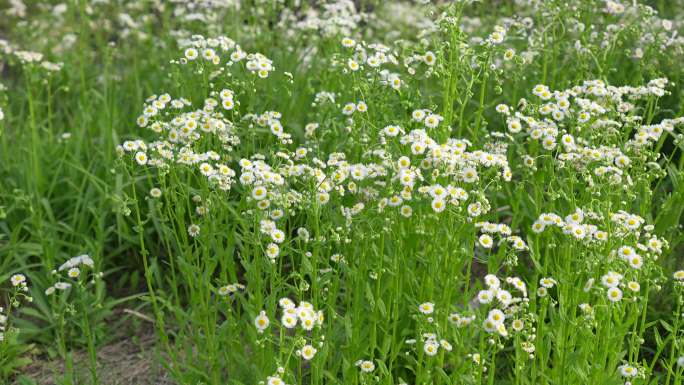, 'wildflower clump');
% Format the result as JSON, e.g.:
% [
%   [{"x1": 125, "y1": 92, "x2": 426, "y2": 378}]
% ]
[{"x1": 2, "y1": 1, "x2": 684, "y2": 384}]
